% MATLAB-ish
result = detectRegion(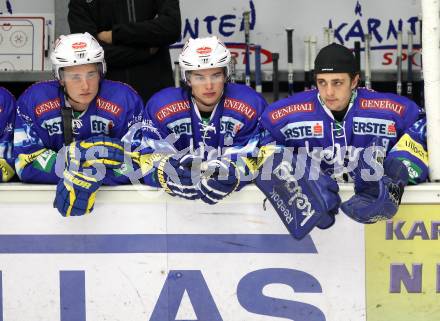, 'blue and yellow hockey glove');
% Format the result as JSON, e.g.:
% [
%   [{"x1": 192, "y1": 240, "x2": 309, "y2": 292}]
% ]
[
  {"x1": 156, "y1": 154, "x2": 202, "y2": 200},
  {"x1": 54, "y1": 167, "x2": 102, "y2": 217},
  {"x1": 65, "y1": 136, "x2": 125, "y2": 170}
]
